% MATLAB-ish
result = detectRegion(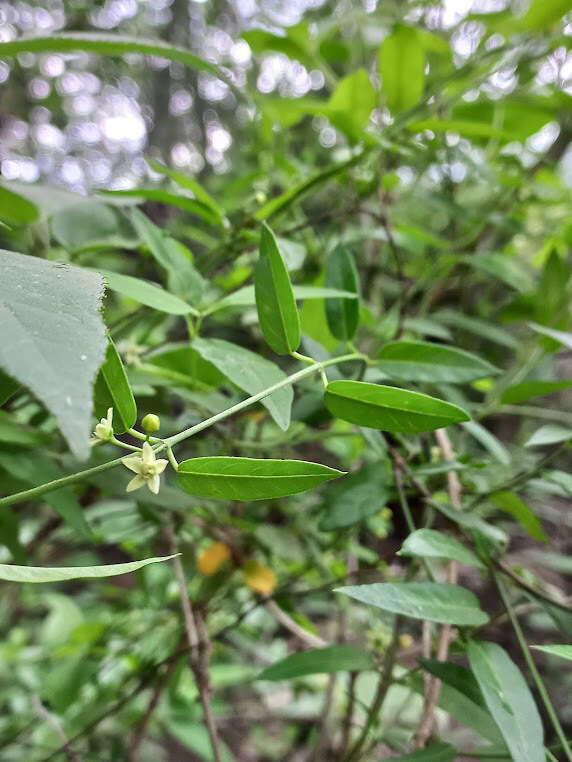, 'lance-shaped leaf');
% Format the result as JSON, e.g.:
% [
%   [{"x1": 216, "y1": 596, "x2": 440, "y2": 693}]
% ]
[
  {"x1": 255, "y1": 225, "x2": 300, "y2": 354},
  {"x1": 336, "y1": 582, "x2": 489, "y2": 625},
  {"x1": 531, "y1": 644, "x2": 572, "y2": 661},
  {"x1": 387, "y1": 745, "x2": 457, "y2": 762},
  {"x1": 98, "y1": 270, "x2": 197, "y2": 315},
  {"x1": 93, "y1": 338, "x2": 137, "y2": 433},
  {"x1": 399, "y1": 529, "x2": 485, "y2": 568},
  {"x1": 378, "y1": 341, "x2": 498, "y2": 383},
  {"x1": 192, "y1": 337, "x2": 292, "y2": 431},
  {"x1": 501, "y1": 379, "x2": 572, "y2": 405},
  {"x1": 467, "y1": 640, "x2": 544, "y2": 762},
  {"x1": 0, "y1": 555, "x2": 177, "y2": 583},
  {"x1": 258, "y1": 645, "x2": 374, "y2": 681},
  {"x1": 0, "y1": 33, "x2": 230, "y2": 84},
  {"x1": 324, "y1": 380, "x2": 470, "y2": 433},
  {"x1": 379, "y1": 25, "x2": 425, "y2": 114},
  {"x1": 325, "y1": 245, "x2": 360, "y2": 341},
  {"x1": 178, "y1": 457, "x2": 343, "y2": 500},
  {"x1": 0, "y1": 250, "x2": 107, "y2": 459}
]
